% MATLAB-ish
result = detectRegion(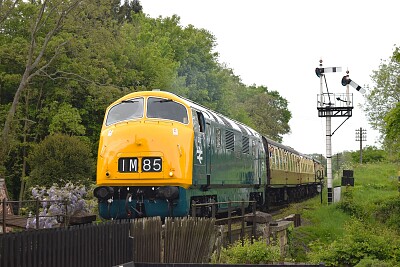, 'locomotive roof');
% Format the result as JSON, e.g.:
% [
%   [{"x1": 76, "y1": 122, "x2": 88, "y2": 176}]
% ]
[
  {"x1": 115, "y1": 90, "x2": 314, "y2": 158},
  {"x1": 263, "y1": 136, "x2": 315, "y2": 161},
  {"x1": 166, "y1": 91, "x2": 262, "y2": 139}
]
